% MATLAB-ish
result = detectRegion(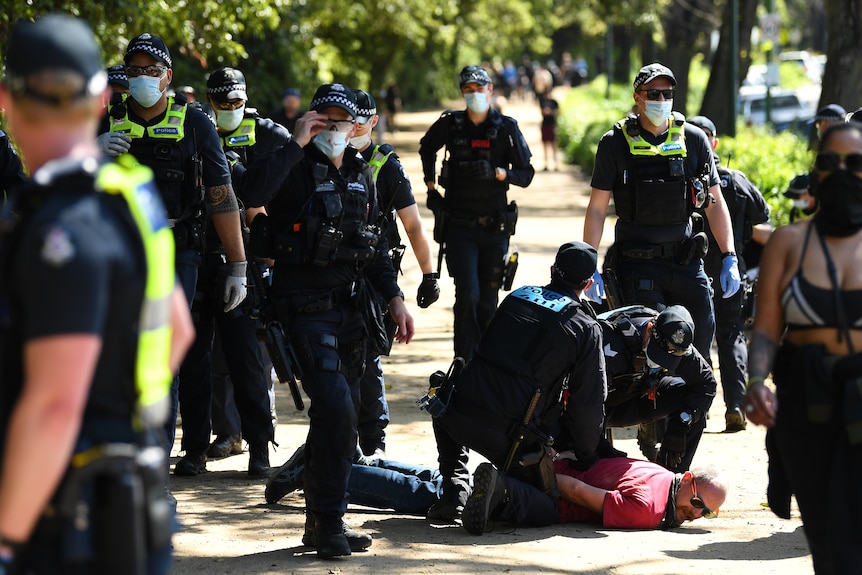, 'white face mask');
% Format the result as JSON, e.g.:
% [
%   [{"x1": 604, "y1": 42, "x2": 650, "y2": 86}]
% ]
[
  {"x1": 793, "y1": 198, "x2": 810, "y2": 210},
  {"x1": 128, "y1": 76, "x2": 164, "y2": 108},
  {"x1": 464, "y1": 92, "x2": 490, "y2": 114},
  {"x1": 349, "y1": 132, "x2": 372, "y2": 150},
  {"x1": 643, "y1": 100, "x2": 673, "y2": 125},
  {"x1": 313, "y1": 130, "x2": 350, "y2": 159},
  {"x1": 216, "y1": 107, "x2": 245, "y2": 132}
]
